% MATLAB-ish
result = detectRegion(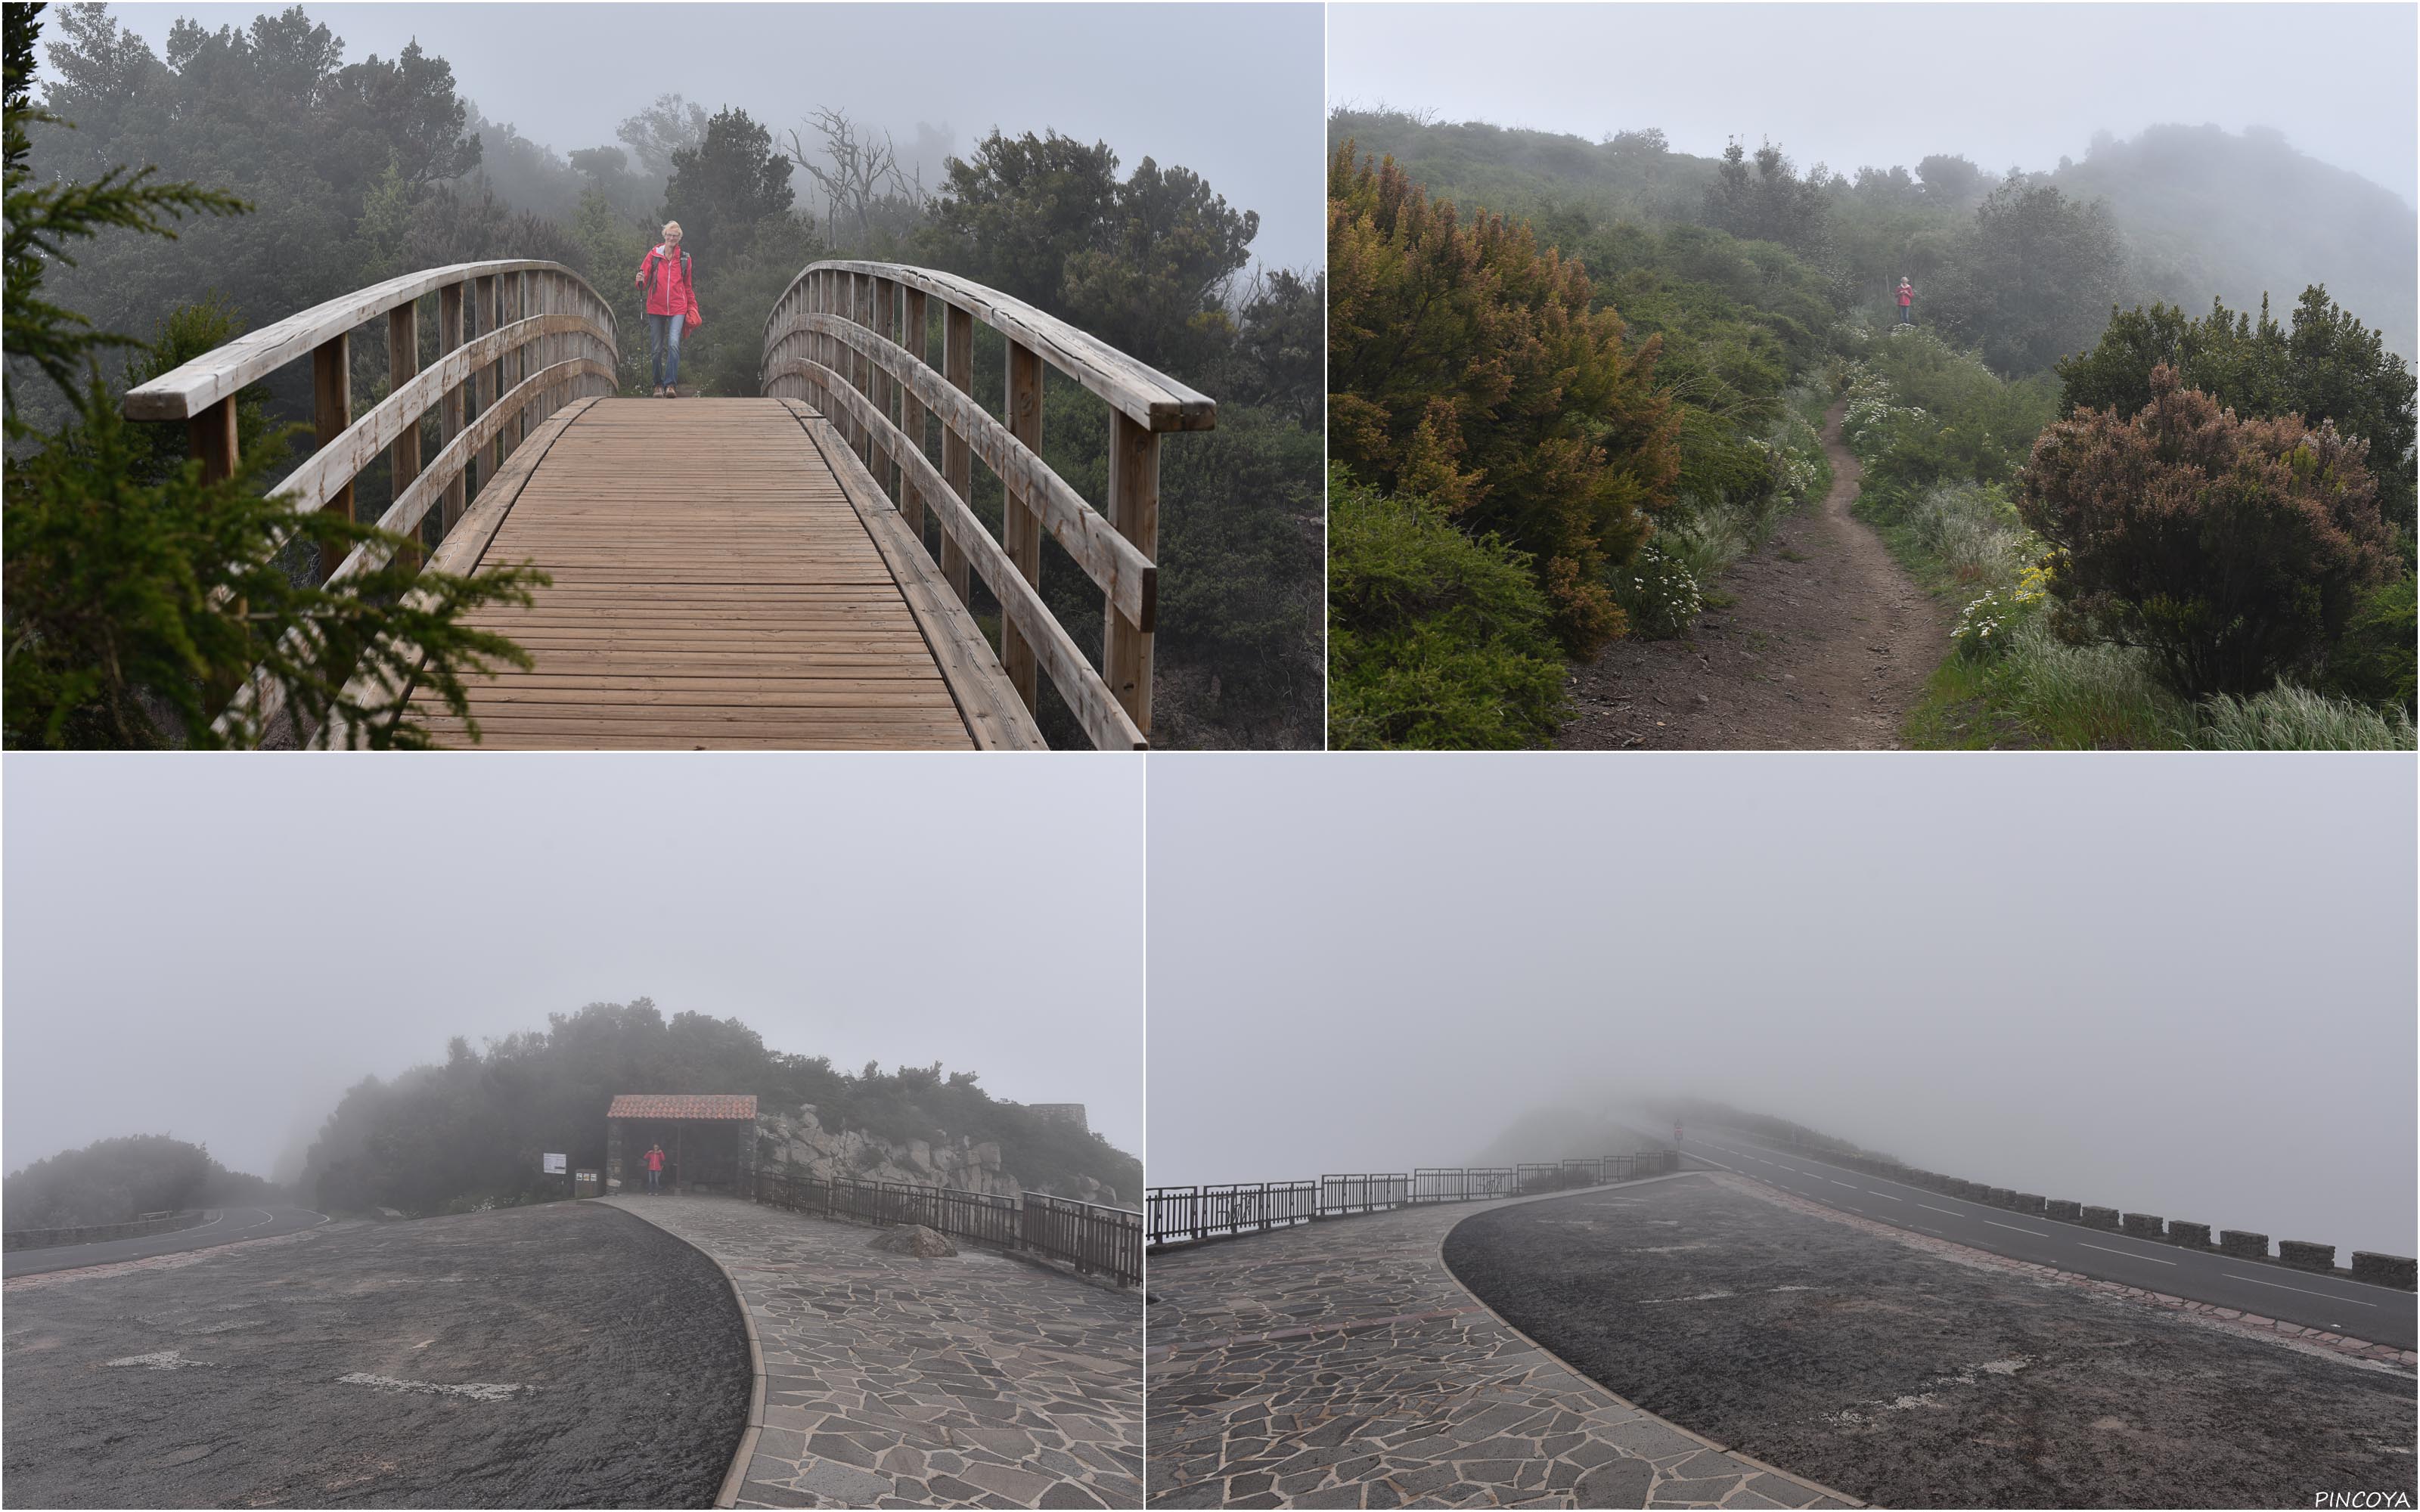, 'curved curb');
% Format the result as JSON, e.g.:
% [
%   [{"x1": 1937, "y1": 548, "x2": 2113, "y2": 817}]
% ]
[
  {"x1": 602, "y1": 1199, "x2": 765, "y2": 1510},
  {"x1": 1437, "y1": 1172, "x2": 1869, "y2": 1510}
]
